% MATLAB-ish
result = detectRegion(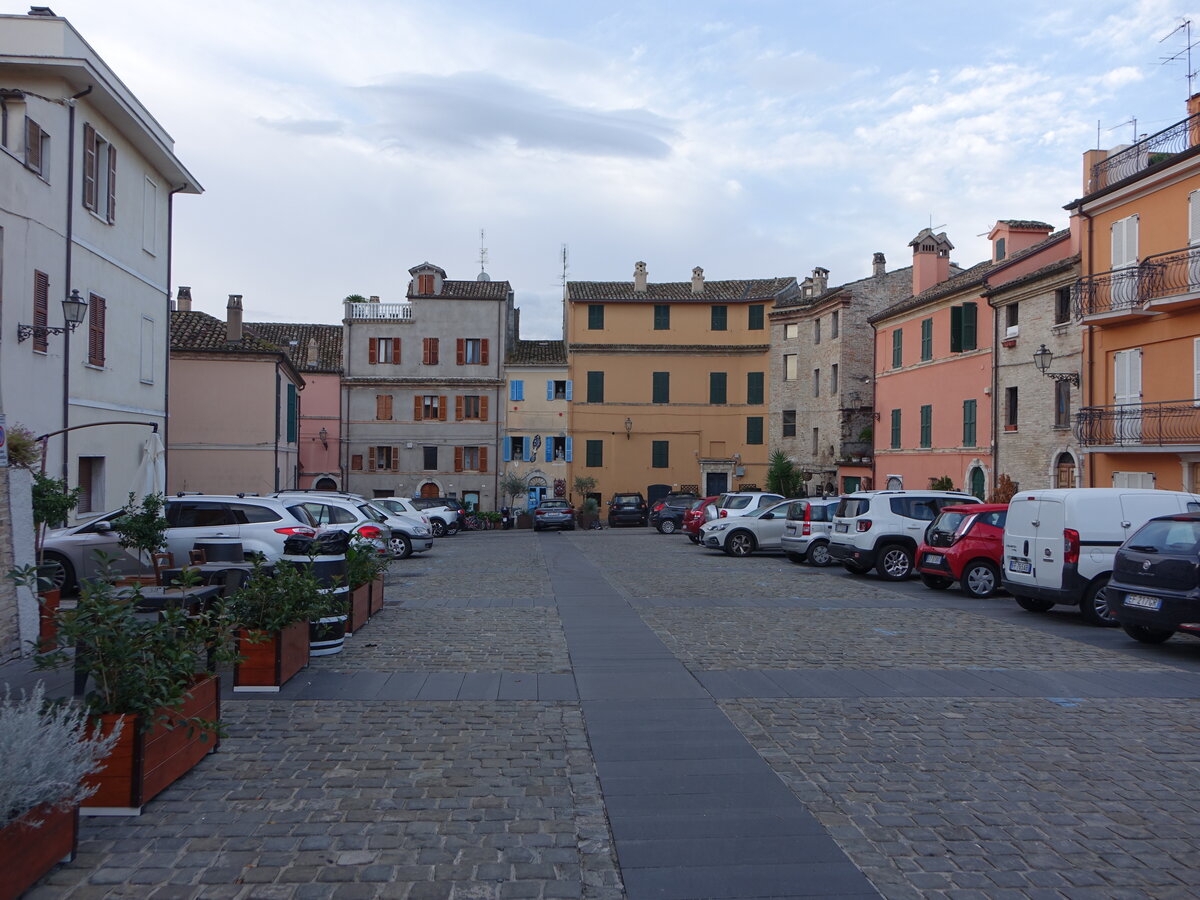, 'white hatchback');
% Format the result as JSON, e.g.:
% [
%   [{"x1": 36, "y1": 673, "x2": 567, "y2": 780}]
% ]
[
  {"x1": 700, "y1": 499, "x2": 796, "y2": 557},
  {"x1": 703, "y1": 492, "x2": 786, "y2": 523}
]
